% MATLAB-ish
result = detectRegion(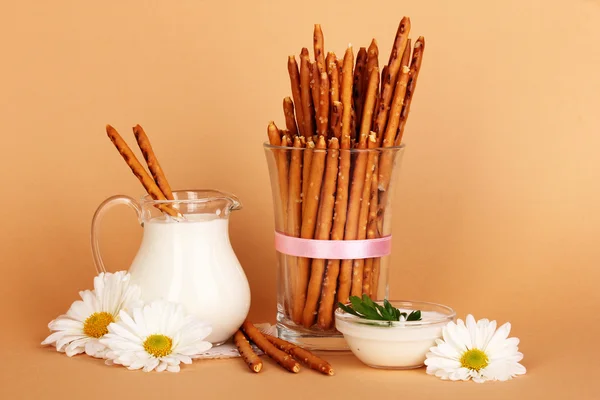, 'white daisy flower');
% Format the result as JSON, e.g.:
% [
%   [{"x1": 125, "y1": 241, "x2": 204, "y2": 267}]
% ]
[
  {"x1": 425, "y1": 314, "x2": 526, "y2": 383},
  {"x1": 100, "y1": 300, "x2": 213, "y2": 372},
  {"x1": 41, "y1": 271, "x2": 142, "y2": 358}
]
